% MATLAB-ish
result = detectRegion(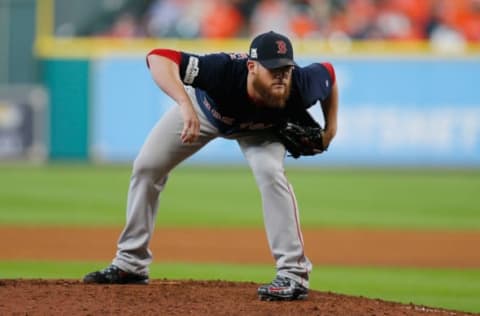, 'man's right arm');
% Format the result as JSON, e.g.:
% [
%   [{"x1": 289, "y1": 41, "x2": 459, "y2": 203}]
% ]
[{"x1": 147, "y1": 51, "x2": 200, "y2": 144}]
